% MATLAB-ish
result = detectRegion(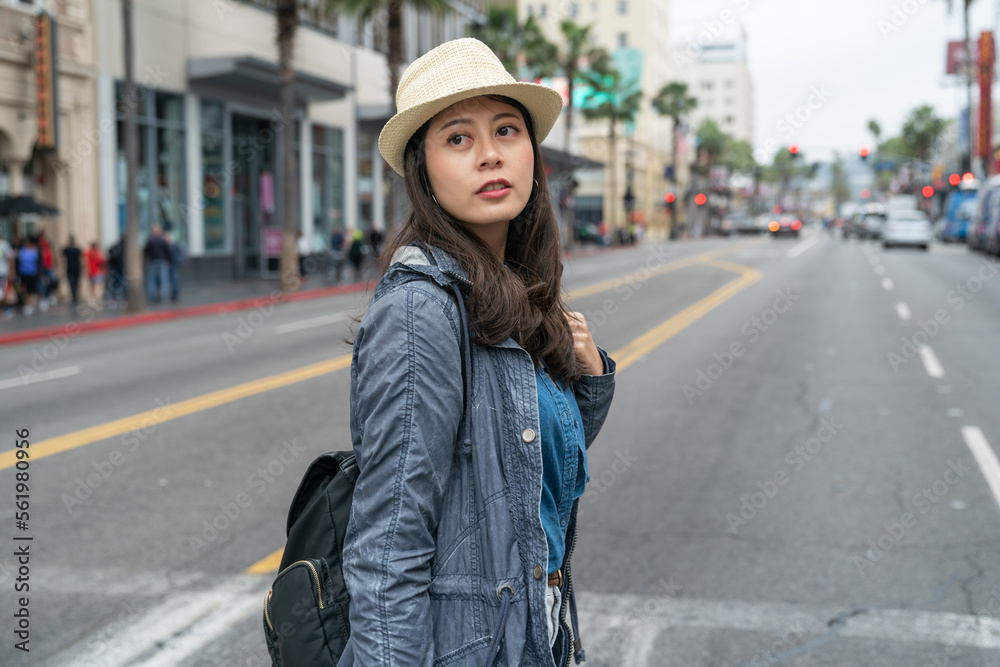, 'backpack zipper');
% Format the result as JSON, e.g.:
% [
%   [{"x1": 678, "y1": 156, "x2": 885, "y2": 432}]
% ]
[{"x1": 264, "y1": 559, "x2": 326, "y2": 633}]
